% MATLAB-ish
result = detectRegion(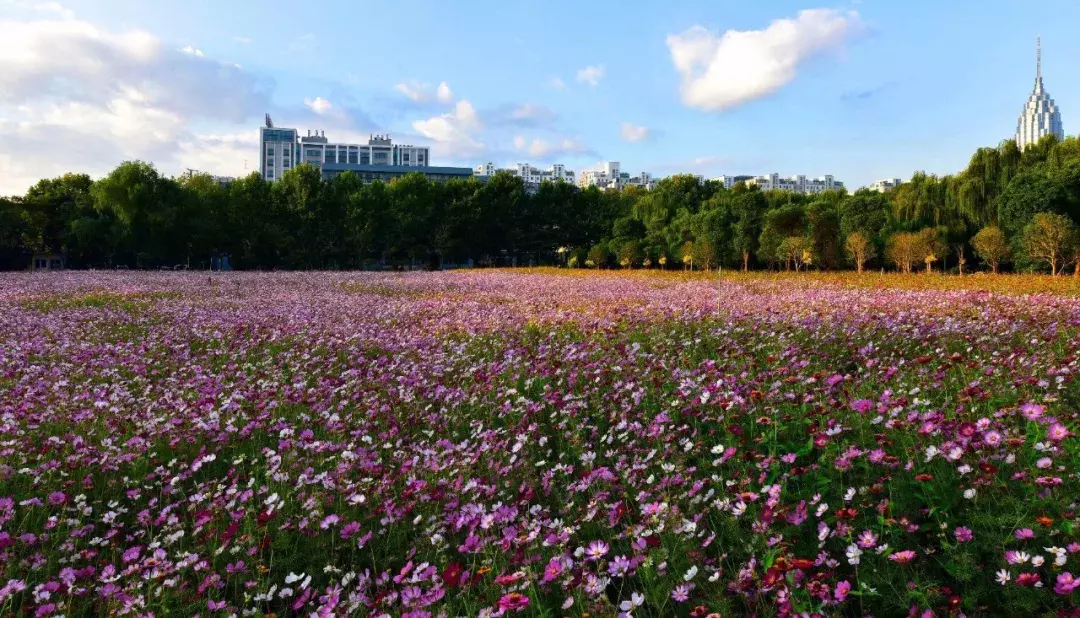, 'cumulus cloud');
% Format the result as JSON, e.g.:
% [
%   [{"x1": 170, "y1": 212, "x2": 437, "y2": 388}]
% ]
[
  {"x1": 667, "y1": 9, "x2": 862, "y2": 112},
  {"x1": 436, "y1": 81, "x2": 454, "y2": 103},
  {"x1": 576, "y1": 65, "x2": 604, "y2": 86},
  {"x1": 304, "y1": 96, "x2": 333, "y2": 115},
  {"x1": 412, "y1": 100, "x2": 485, "y2": 157},
  {"x1": 0, "y1": 12, "x2": 278, "y2": 194},
  {"x1": 395, "y1": 80, "x2": 456, "y2": 105},
  {"x1": 512, "y1": 134, "x2": 592, "y2": 159},
  {"x1": 620, "y1": 122, "x2": 650, "y2": 143},
  {"x1": 395, "y1": 80, "x2": 428, "y2": 102},
  {"x1": 547, "y1": 76, "x2": 567, "y2": 90}
]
